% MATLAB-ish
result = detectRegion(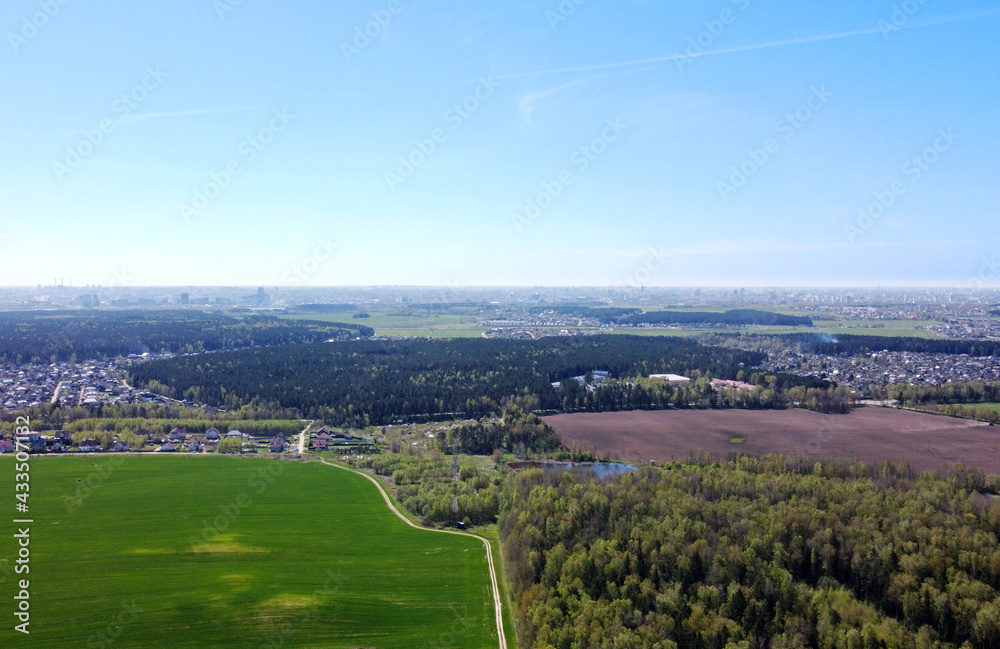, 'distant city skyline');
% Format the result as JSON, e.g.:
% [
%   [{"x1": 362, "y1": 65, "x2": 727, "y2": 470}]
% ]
[{"x1": 2, "y1": 1, "x2": 998, "y2": 287}]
